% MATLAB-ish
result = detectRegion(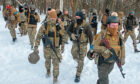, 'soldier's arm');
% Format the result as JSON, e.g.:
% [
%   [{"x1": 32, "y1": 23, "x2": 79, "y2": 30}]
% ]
[
  {"x1": 35, "y1": 25, "x2": 45, "y2": 47},
  {"x1": 36, "y1": 14, "x2": 40, "y2": 22},
  {"x1": 89, "y1": 16, "x2": 93, "y2": 24},
  {"x1": 85, "y1": 23, "x2": 93, "y2": 45},
  {"x1": 67, "y1": 21, "x2": 75, "y2": 35},
  {"x1": 93, "y1": 32, "x2": 106, "y2": 53}
]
